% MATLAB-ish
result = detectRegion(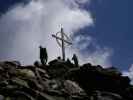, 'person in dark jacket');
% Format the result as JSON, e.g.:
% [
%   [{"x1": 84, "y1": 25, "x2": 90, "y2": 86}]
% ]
[
  {"x1": 72, "y1": 54, "x2": 79, "y2": 67},
  {"x1": 39, "y1": 46, "x2": 48, "y2": 65}
]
